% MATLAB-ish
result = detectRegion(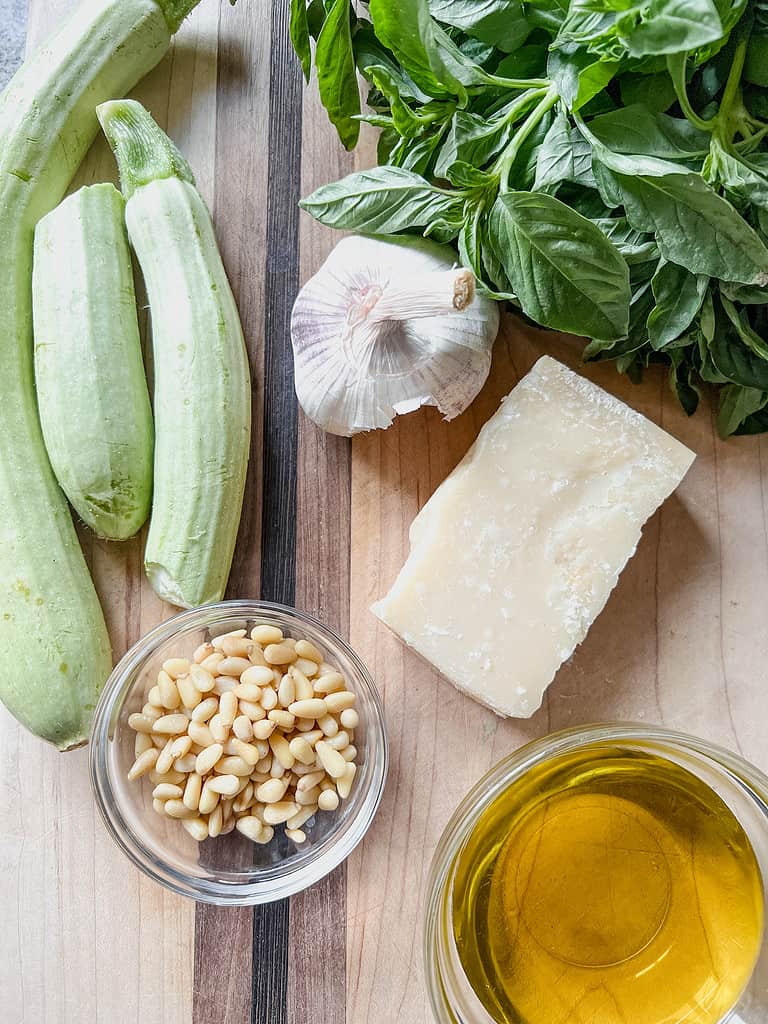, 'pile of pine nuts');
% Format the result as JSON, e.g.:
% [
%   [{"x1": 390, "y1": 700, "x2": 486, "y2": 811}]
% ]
[{"x1": 127, "y1": 624, "x2": 359, "y2": 846}]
